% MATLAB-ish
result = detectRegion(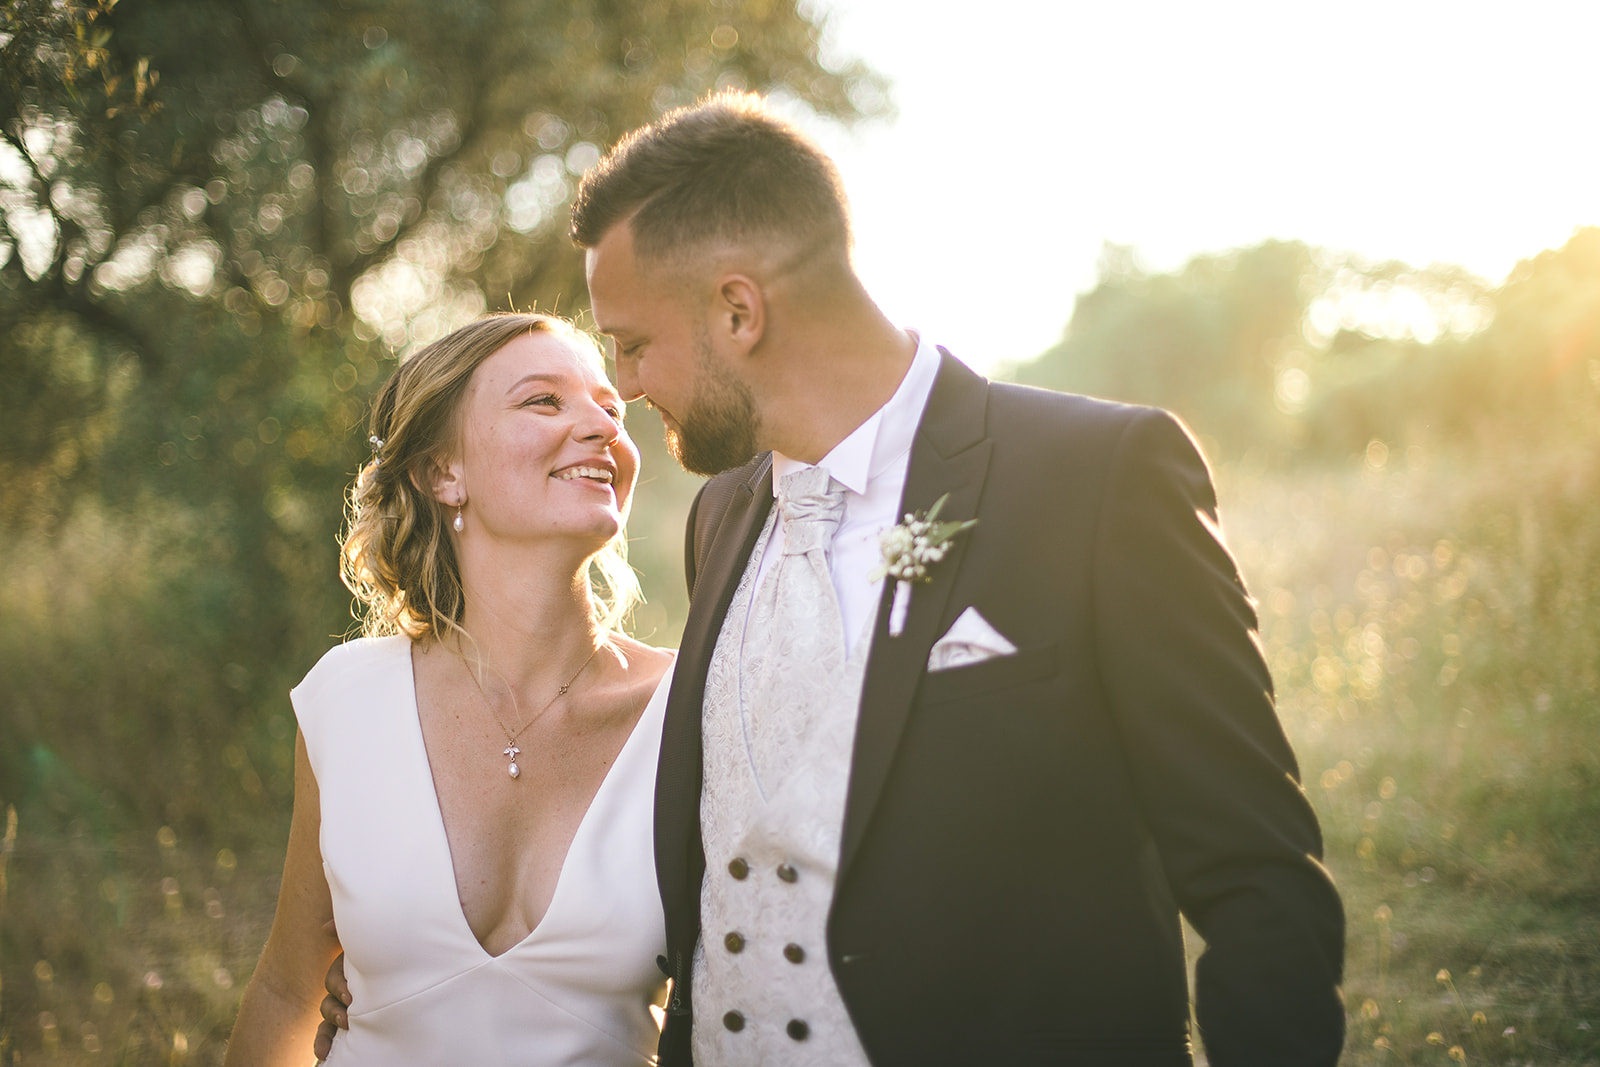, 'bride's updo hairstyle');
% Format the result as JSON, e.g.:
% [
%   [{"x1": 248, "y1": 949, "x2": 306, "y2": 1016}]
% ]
[{"x1": 341, "y1": 312, "x2": 641, "y2": 641}]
